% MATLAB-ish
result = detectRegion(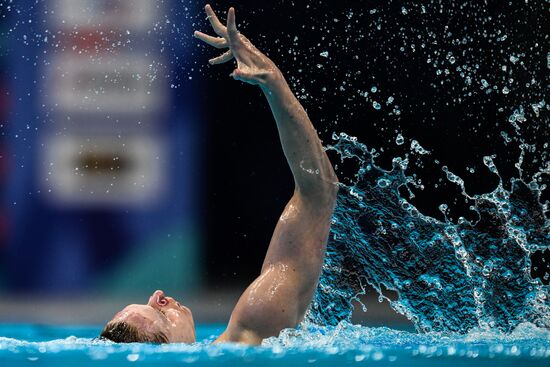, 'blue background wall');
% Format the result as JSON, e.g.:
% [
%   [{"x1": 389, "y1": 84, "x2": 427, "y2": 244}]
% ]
[{"x1": 0, "y1": 0, "x2": 204, "y2": 296}]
